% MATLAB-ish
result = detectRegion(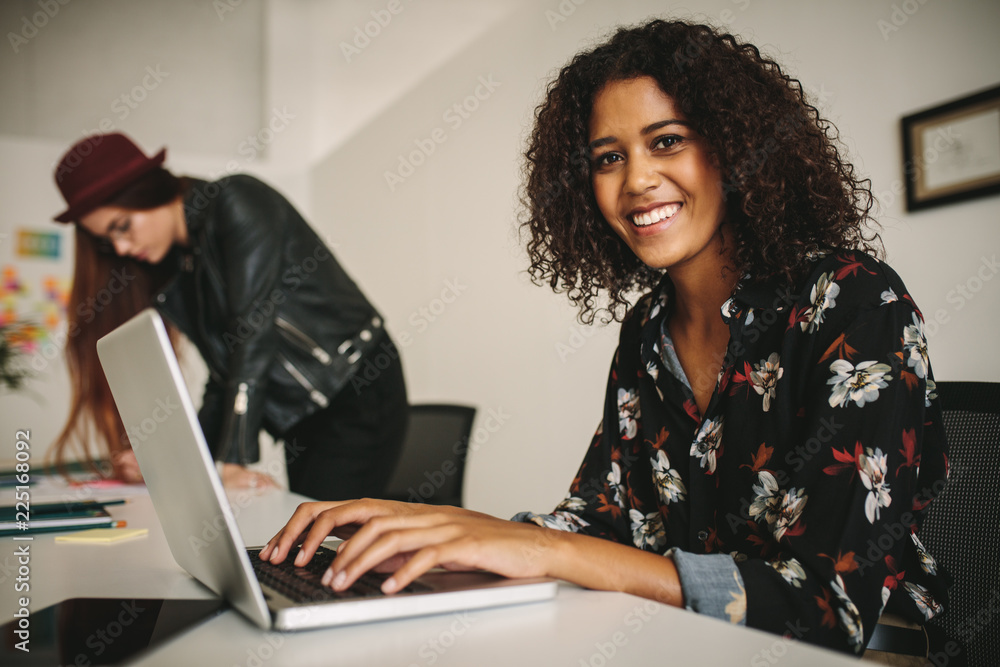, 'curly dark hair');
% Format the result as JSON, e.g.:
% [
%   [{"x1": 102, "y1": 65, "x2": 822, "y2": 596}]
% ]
[{"x1": 520, "y1": 19, "x2": 881, "y2": 323}]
